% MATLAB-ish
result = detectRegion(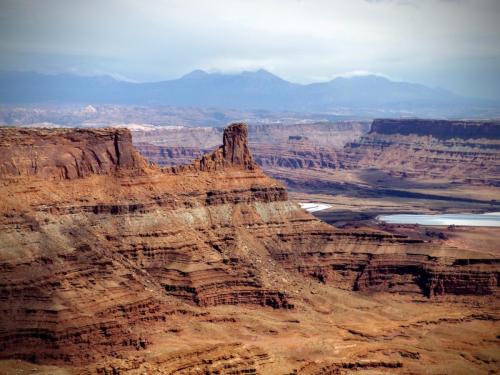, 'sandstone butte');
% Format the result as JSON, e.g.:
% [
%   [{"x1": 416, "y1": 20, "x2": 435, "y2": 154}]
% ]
[{"x1": 0, "y1": 123, "x2": 498, "y2": 374}]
